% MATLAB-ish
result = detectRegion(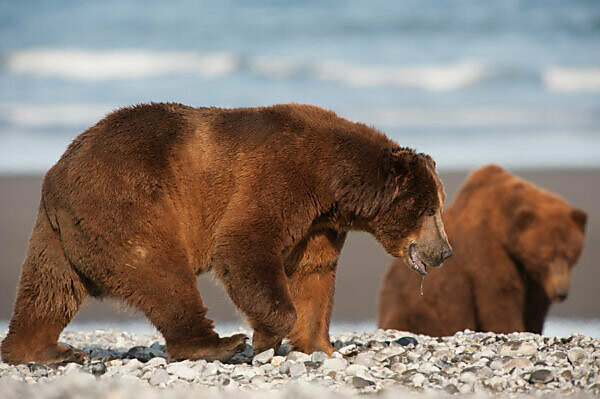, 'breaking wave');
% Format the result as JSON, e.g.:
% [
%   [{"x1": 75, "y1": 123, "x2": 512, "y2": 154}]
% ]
[
  {"x1": 4, "y1": 48, "x2": 490, "y2": 91},
  {"x1": 543, "y1": 66, "x2": 600, "y2": 93},
  {"x1": 4, "y1": 48, "x2": 600, "y2": 94},
  {"x1": 0, "y1": 103, "x2": 114, "y2": 127},
  {"x1": 4, "y1": 48, "x2": 239, "y2": 81},
  {"x1": 314, "y1": 60, "x2": 488, "y2": 91}
]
